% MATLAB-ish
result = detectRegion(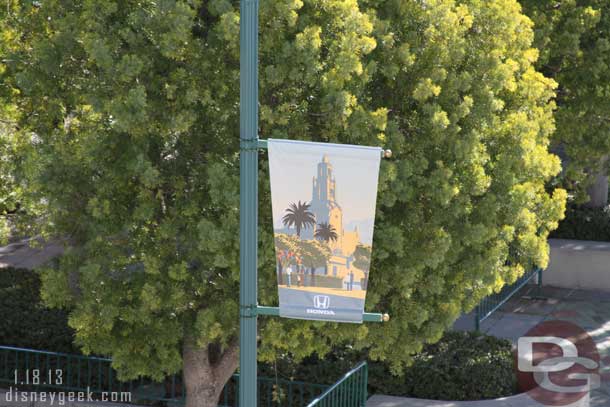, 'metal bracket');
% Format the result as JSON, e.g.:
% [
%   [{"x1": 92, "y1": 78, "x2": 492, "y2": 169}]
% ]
[
  {"x1": 239, "y1": 138, "x2": 261, "y2": 152},
  {"x1": 240, "y1": 304, "x2": 258, "y2": 318}
]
